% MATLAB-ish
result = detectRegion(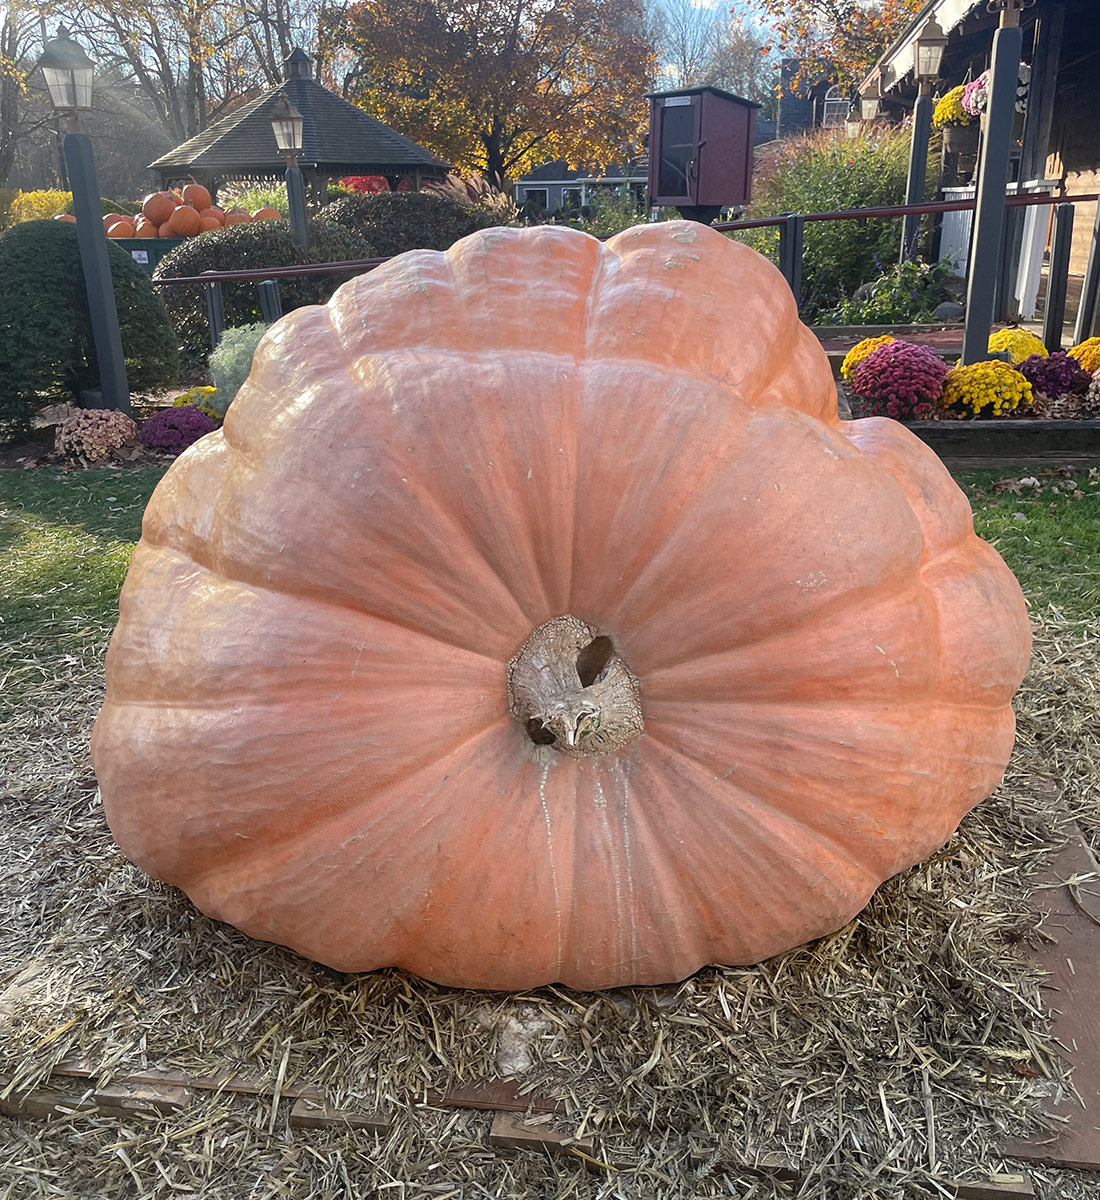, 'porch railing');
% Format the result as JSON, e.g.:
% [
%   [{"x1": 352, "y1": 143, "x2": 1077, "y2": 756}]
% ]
[{"x1": 153, "y1": 190, "x2": 1100, "y2": 356}]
